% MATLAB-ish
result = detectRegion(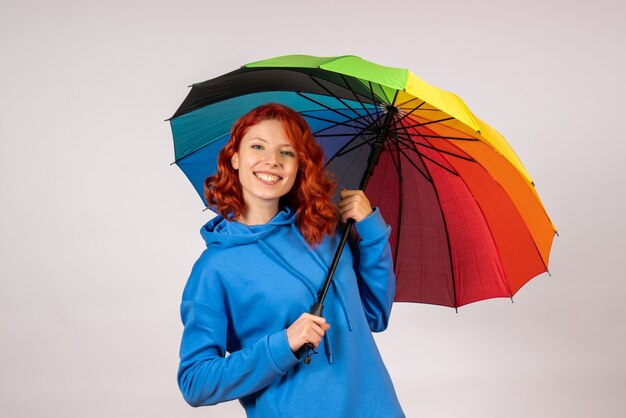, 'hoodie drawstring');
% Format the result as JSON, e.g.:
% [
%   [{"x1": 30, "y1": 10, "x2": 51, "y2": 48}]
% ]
[{"x1": 256, "y1": 240, "x2": 318, "y2": 299}]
